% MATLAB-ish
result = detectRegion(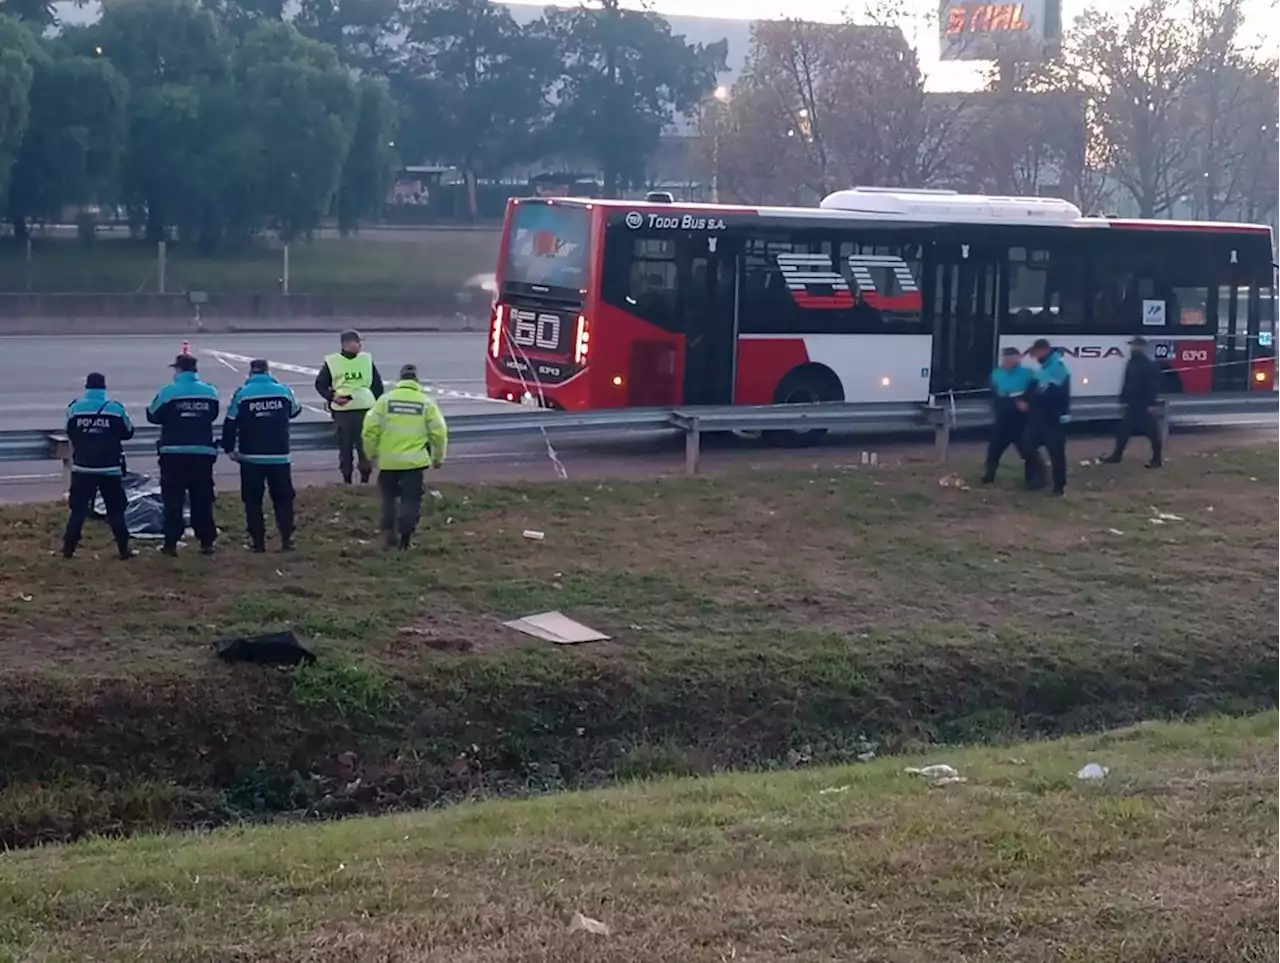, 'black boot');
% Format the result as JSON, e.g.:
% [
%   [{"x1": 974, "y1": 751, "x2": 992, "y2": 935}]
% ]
[
  {"x1": 62, "y1": 544, "x2": 75, "y2": 559},
  {"x1": 118, "y1": 547, "x2": 137, "y2": 560},
  {"x1": 398, "y1": 532, "x2": 412, "y2": 550},
  {"x1": 360, "y1": 471, "x2": 372, "y2": 484},
  {"x1": 1100, "y1": 453, "x2": 1122, "y2": 464},
  {"x1": 280, "y1": 535, "x2": 295, "y2": 552},
  {"x1": 161, "y1": 543, "x2": 179, "y2": 557}
]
